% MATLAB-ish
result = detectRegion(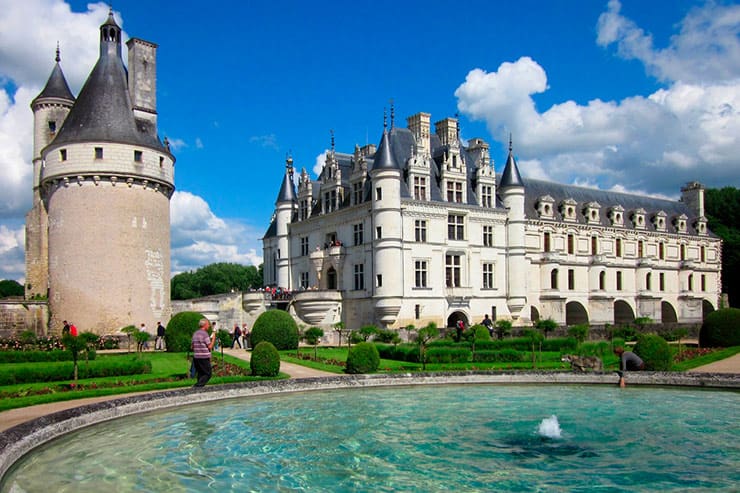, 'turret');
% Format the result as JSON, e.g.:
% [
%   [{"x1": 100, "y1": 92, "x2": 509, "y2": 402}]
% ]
[
  {"x1": 274, "y1": 156, "x2": 297, "y2": 289},
  {"x1": 500, "y1": 137, "x2": 527, "y2": 319},
  {"x1": 370, "y1": 116, "x2": 403, "y2": 327}
]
